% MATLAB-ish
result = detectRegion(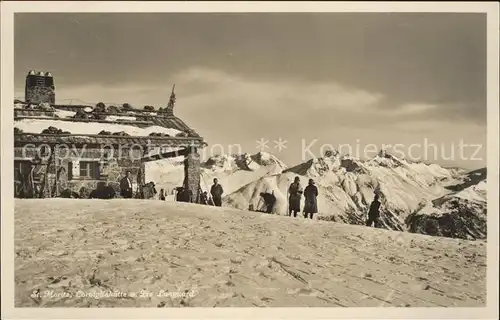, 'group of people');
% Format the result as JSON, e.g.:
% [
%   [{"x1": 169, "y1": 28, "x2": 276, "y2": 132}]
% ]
[
  {"x1": 120, "y1": 170, "x2": 382, "y2": 227},
  {"x1": 120, "y1": 170, "x2": 226, "y2": 205},
  {"x1": 258, "y1": 175, "x2": 382, "y2": 227},
  {"x1": 287, "y1": 176, "x2": 319, "y2": 219},
  {"x1": 119, "y1": 171, "x2": 161, "y2": 200},
  {"x1": 255, "y1": 176, "x2": 319, "y2": 218}
]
